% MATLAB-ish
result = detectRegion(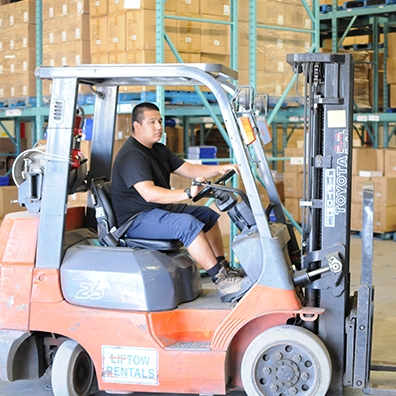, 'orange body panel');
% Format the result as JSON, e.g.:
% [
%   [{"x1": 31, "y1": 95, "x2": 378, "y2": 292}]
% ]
[
  {"x1": 29, "y1": 300, "x2": 228, "y2": 394},
  {"x1": 0, "y1": 213, "x2": 39, "y2": 330}
]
